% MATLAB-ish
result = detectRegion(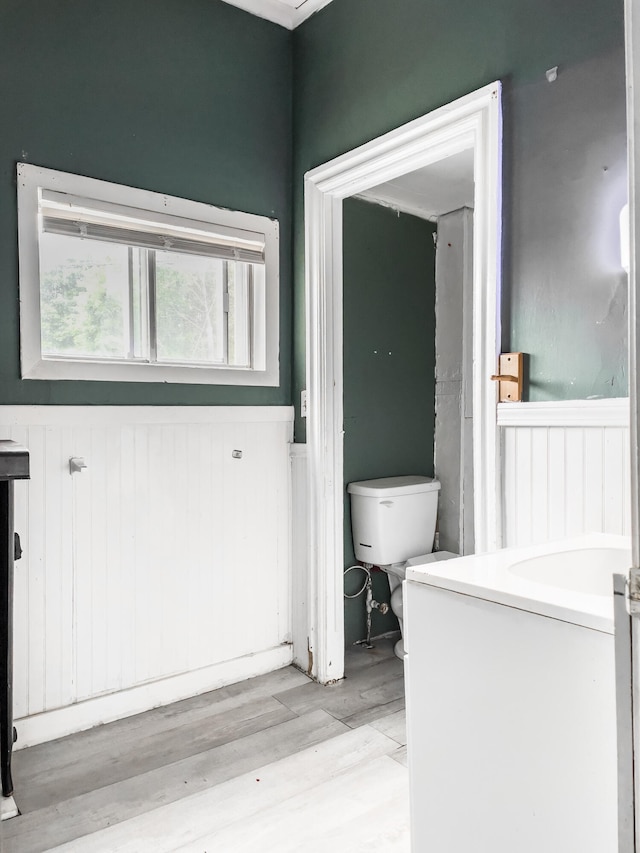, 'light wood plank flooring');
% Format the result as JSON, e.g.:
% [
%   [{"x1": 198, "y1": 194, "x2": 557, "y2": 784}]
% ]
[{"x1": 4, "y1": 639, "x2": 408, "y2": 852}]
